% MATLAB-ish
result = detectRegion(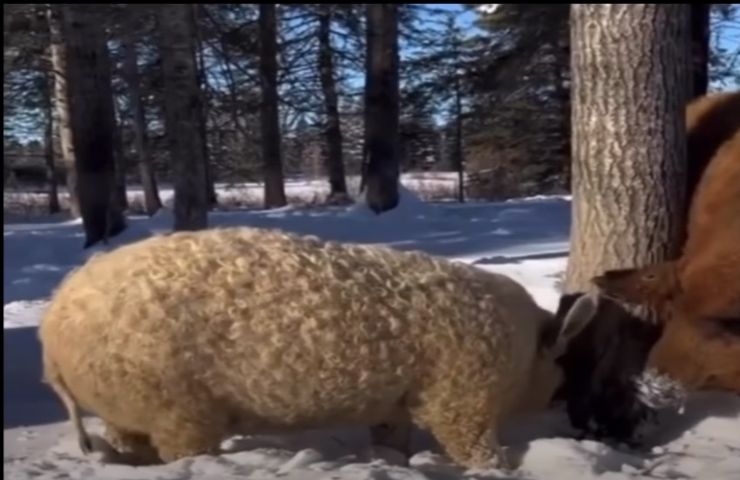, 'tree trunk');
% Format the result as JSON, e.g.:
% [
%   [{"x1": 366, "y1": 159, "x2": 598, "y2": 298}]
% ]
[
  {"x1": 122, "y1": 32, "x2": 162, "y2": 216},
  {"x1": 454, "y1": 72, "x2": 465, "y2": 203},
  {"x1": 557, "y1": 4, "x2": 691, "y2": 443},
  {"x1": 43, "y1": 70, "x2": 60, "y2": 214},
  {"x1": 317, "y1": 7, "x2": 348, "y2": 201},
  {"x1": 46, "y1": 4, "x2": 79, "y2": 218},
  {"x1": 259, "y1": 4, "x2": 287, "y2": 209},
  {"x1": 363, "y1": 4, "x2": 400, "y2": 214},
  {"x1": 158, "y1": 4, "x2": 208, "y2": 231},
  {"x1": 690, "y1": 4, "x2": 710, "y2": 99},
  {"x1": 62, "y1": 5, "x2": 127, "y2": 248},
  {"x1": 565, "y1": 4, "x2": 690, "y2": 292},
  {"x1": 192, "y1": 4, "x2": 218, "y2": 208},
  {"x1": 112, "y1": 99, "x2": 129, "y2": 212}
]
